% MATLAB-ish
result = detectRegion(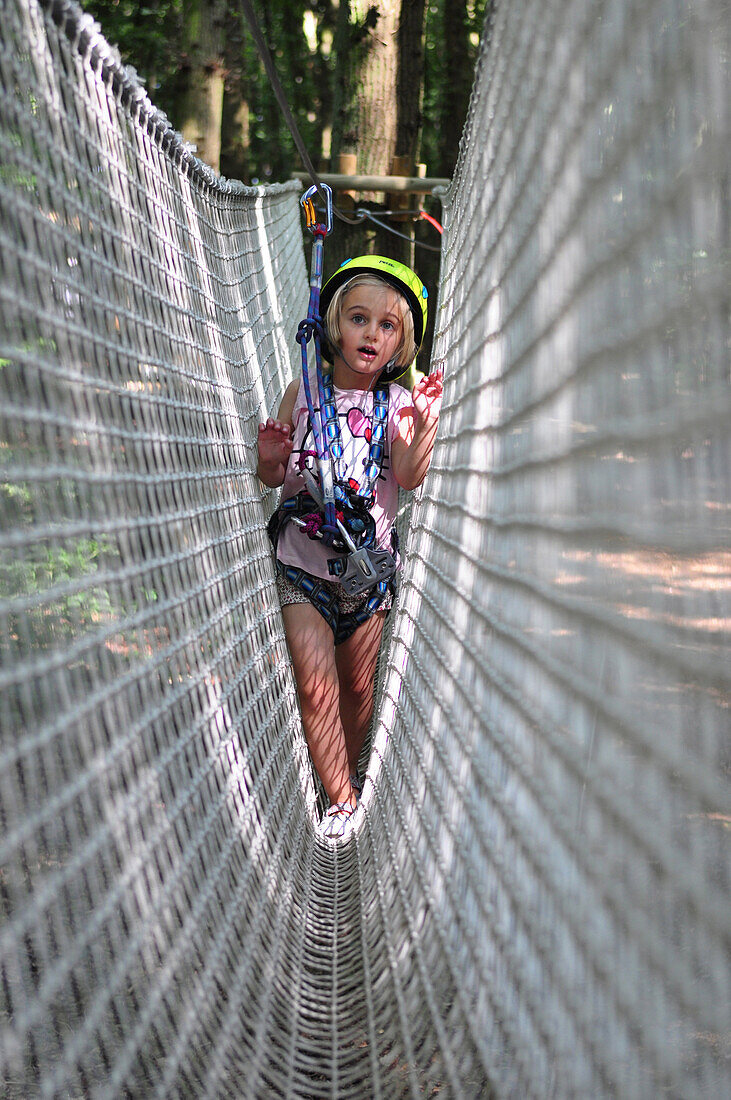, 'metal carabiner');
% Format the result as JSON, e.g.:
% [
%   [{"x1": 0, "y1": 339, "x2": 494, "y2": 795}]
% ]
[{"x1": 300, "y1": 182, "x2": 333, "y2": 236}]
